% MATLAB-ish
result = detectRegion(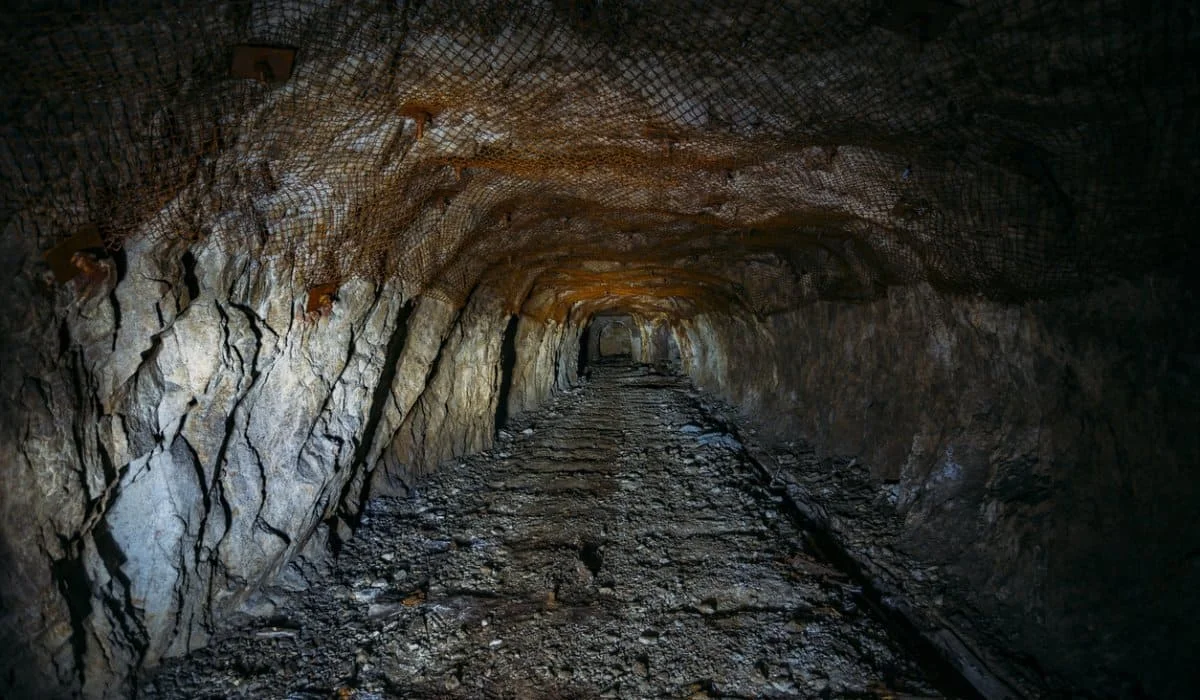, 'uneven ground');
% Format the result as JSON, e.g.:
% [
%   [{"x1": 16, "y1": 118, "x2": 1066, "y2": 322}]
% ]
[{"x1": 141, "y1": 363, "x2": 948, "y2": 699}]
